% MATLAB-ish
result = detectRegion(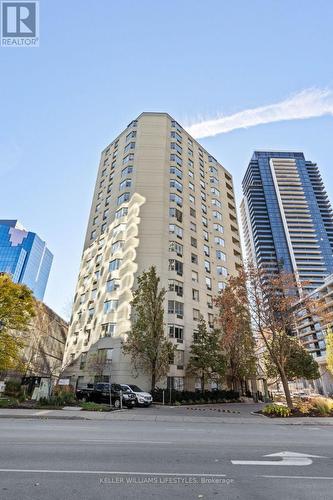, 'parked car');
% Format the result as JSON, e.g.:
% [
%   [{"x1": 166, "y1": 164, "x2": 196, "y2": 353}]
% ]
[
  {"x1": 76, "y1": 383, "x2": 136, "y2": 409},
  {"x1": 121, "y1": 384, "x2": 153, "y2": 407}
]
